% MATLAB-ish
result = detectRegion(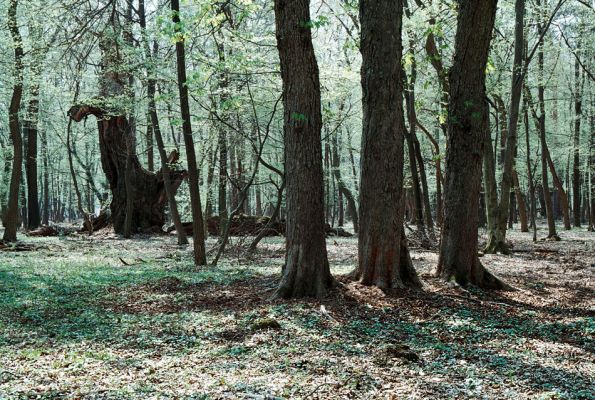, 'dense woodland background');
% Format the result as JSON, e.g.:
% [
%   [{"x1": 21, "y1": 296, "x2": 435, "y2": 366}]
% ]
[
  {"x1": 0, "y1": 0, "x2": 592, "y2": 244},
  {"x1": 0, "y1": 0, "x2": 593, "y2": 398}
]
